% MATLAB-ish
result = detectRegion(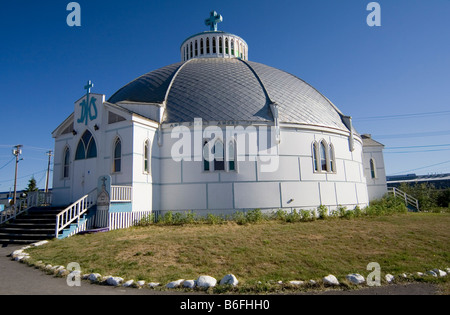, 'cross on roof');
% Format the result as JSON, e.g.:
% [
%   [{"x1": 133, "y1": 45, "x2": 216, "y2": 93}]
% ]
[
  {"x1": 205, "y1": 11, "x2": 223, "y2": 31},
  {"x1": 84, "y1": 80, "x2": 94, "y2": 94}
]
